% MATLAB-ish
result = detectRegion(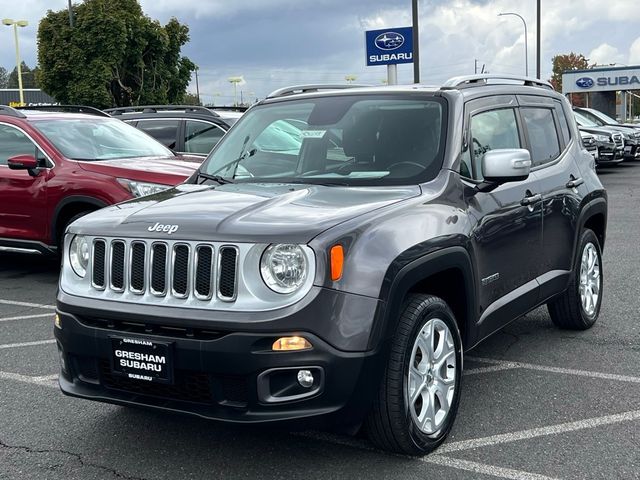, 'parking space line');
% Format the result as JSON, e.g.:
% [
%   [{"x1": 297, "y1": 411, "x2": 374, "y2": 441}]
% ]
[
  {"x1": 0, "y1": 339, "x2": 56, "y2": 350},
  {"x1": 468, "y1": 356, "x2": 640, "y2": 384},
  {"x1": 0, "y1": 370, "x2": 58, "y2": 389},
  {"x1": 0, "y1": 312, "x2": 54, "y2": 322},
  {"x1": 464, "y1": 363, "x2": 520, "y2": 376},
  {"x1": 438, "y1": 409, "x2": 640, "y2": 454},
  {"x1": 425, "y1": 455, "x2": 559, "y2": 480},
  {"x1": 0, "y1": 299, "x2": 56, "y2": 310}
]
